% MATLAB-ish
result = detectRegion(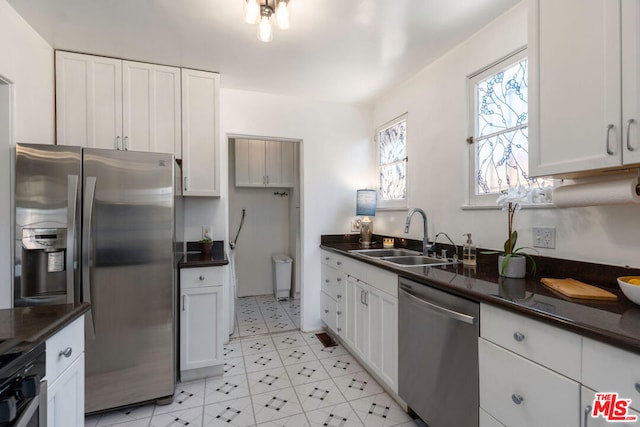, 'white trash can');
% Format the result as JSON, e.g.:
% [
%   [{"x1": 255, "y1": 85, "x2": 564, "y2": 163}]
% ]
[{"x1": 272, "y1": 254, "x2": 293, "y2": 301}]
